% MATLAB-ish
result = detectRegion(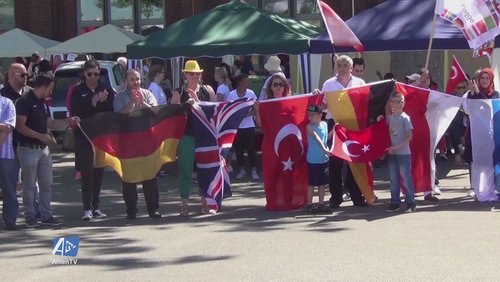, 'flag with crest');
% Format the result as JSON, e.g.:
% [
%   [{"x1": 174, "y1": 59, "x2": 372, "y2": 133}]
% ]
[{"x1": 191, "y1": 99, "x2": 254, "y2": 212}]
